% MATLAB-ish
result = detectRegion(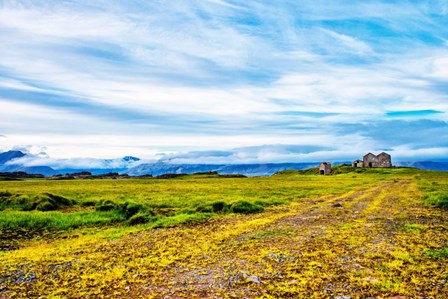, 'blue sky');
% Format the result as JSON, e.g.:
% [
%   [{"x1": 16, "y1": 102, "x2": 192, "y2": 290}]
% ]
[{"x1": 0, "y1": 0, "x2": 447, "y2": 163}]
